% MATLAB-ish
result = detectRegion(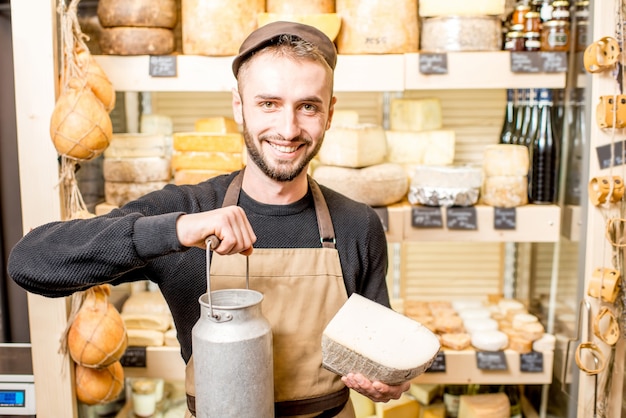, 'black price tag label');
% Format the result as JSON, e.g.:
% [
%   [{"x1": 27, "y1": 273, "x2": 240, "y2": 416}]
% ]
[
  {"x1": 372, "y1": 207, "x2": 389, "y2": 232},
  {"x1": 446, "y1": 207, "x2": 477, "y2": 230},
  {"x1": 149, "y1": 55, "x2": 177, "y2": 77},
  {"x1": 520, "y1": 351, "x2": 544, "y2": 372},
  {"x1": 426, "y1": 351, "x2": 446, "y2": 373},
  {"x1": 476, "y1": 351, "x2": 508, "y2": 371},
  {"x1": 120, "y1": 346, "x2": 147, "y2": 367},
  {"x1": 596, "y1": 140, "x2": 626, "y2": 169},
  {"x1": 541, "y1": 51, "x2": 568, "y2": 72},
  {"x1": 510, "y1": 52, "x2": 568, "y2": 73},
  {"x1": 494, "y1": 207, "x2": 516, "y2": 230},
  {"x1": 411, "y1": 206, "x2": 444, "y2": 228},
  {"x1": 419, "y1": 53, "x2": 448, "y2": 74}
]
